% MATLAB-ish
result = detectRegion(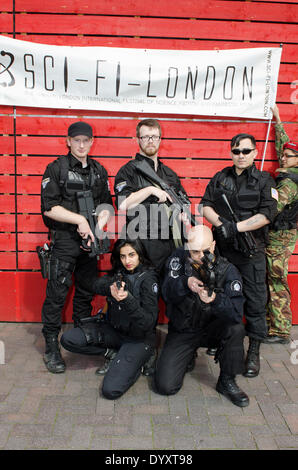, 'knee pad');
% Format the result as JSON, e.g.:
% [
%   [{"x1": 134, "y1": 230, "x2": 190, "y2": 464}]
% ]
[
  {"x1": 154, "y1": 373, "x2": 181, "y2": 396},
  {"x1": 101, "y1": 386, "x2": 123, "y2": 400}
]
